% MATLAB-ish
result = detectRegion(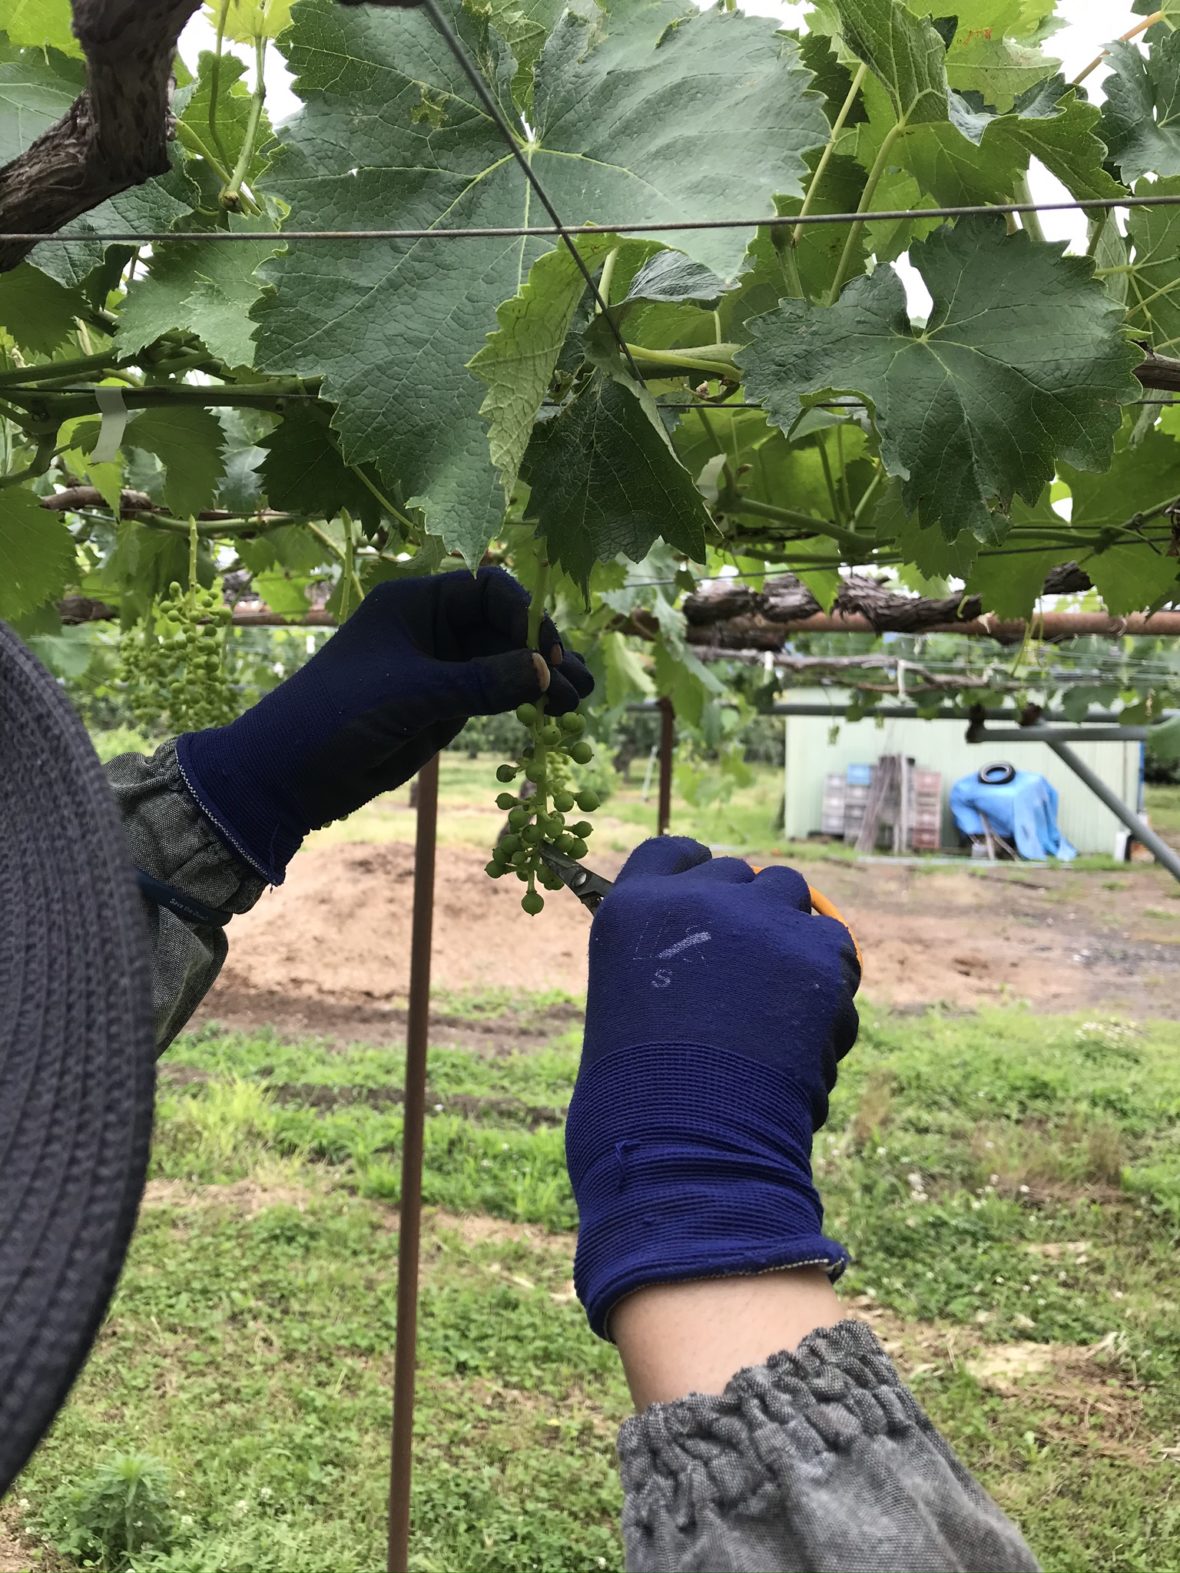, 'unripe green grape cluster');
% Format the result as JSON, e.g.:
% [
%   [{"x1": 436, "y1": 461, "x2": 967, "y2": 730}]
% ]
[
  {"x1": 485, "y1": 700, "x2": 601, "y2": 914},
  {"x1": 119, "y1": 579, "x2": 236, "y2": 733}
]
